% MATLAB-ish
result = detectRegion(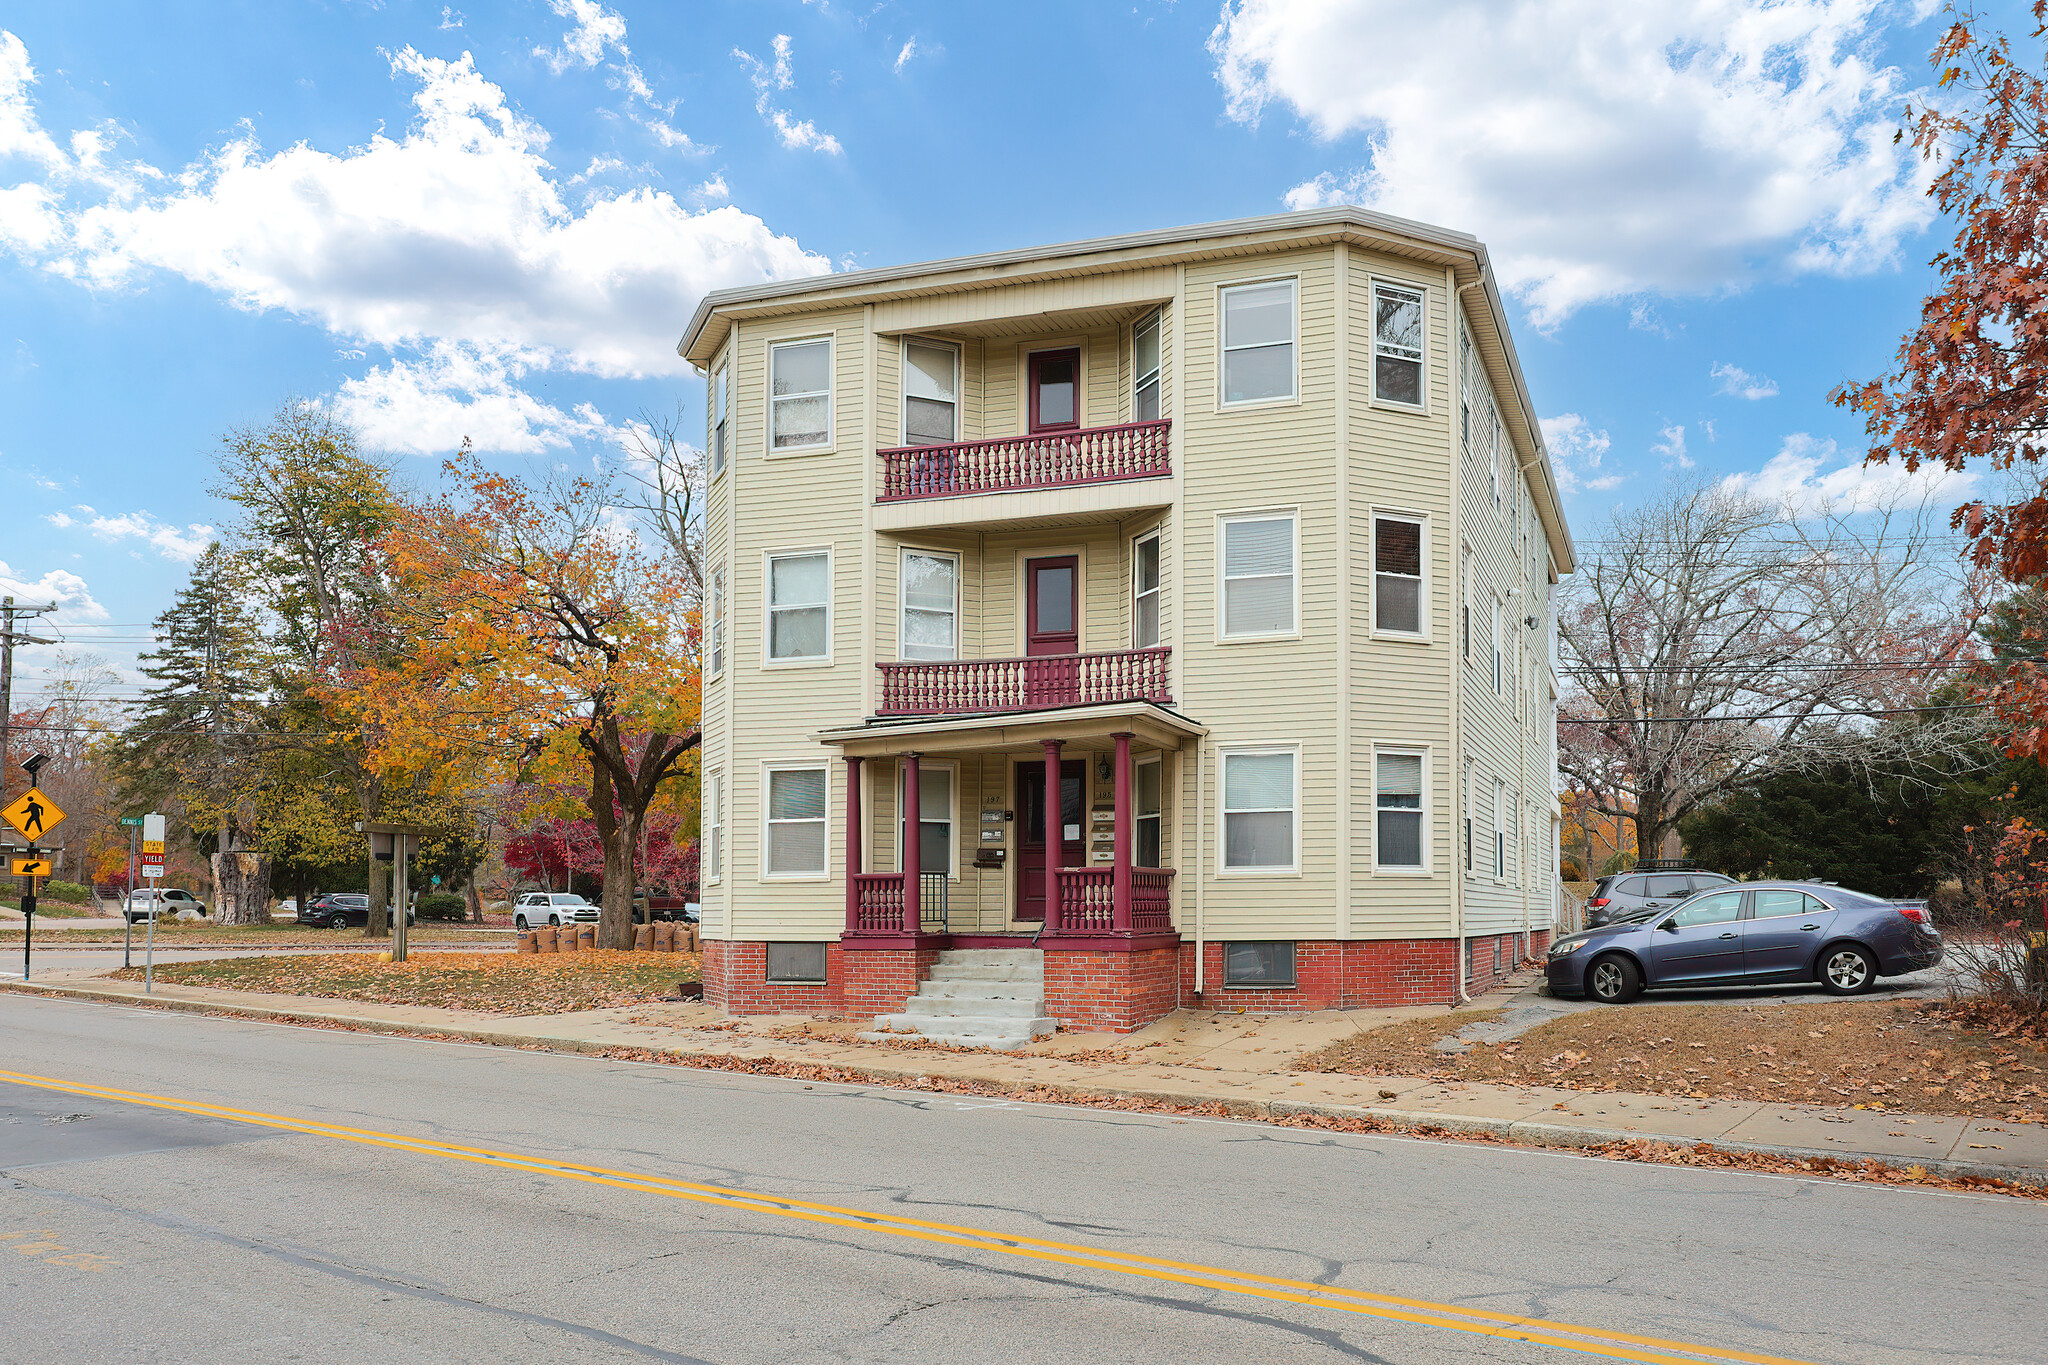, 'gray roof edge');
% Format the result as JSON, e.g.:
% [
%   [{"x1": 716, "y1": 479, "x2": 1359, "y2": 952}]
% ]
[{"x1": 675, "y1": 205, "x2": 1482, "y2": 360}]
